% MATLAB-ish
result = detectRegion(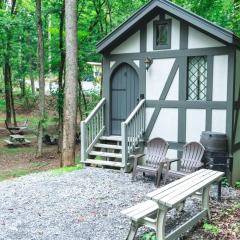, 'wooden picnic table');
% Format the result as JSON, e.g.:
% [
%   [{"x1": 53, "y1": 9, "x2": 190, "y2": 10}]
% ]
[
  {"x1": 4, "y1": 134, "x2": 31, "y2": 146},
  {"x1": 10, "y1": 134, "x2": 25, "y2": 140},
  {"x1": 122, "y1": 169, "x2": 224, "y2": 240}
]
